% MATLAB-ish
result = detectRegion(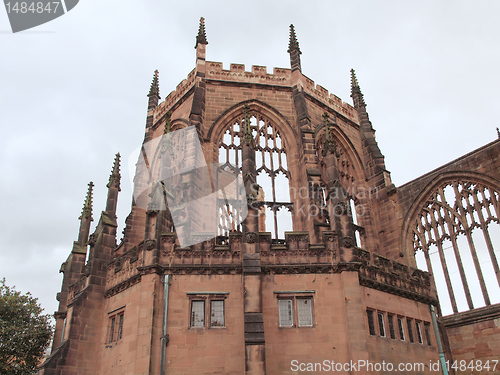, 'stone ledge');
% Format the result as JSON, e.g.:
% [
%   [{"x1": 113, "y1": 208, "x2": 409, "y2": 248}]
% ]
[{"x1": 441, "y1": 303, "x2": 500, "y2": 328}]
